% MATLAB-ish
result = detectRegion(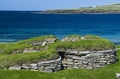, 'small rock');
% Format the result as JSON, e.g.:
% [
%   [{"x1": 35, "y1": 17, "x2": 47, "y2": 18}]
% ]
[
  {"x1": 116, "y1": 73, "x2": 120, "y2": 78},
  {"x1": 9, "y1": 66, "x2": 21, "y2": 70}
]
